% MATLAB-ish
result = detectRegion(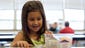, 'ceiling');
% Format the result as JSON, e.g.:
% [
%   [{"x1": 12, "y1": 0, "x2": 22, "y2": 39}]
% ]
[
  {"x1": 0, "y1": 0, "x2": 85, "y2": 10},
  {"x1": 41, "y1": 0, "x2": 85, "y2": 10}
]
